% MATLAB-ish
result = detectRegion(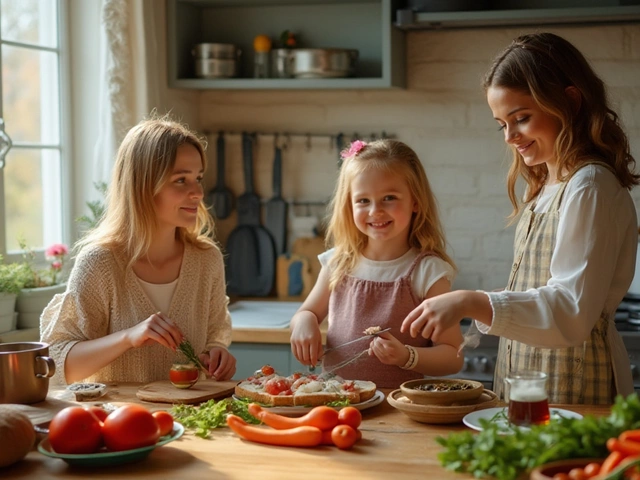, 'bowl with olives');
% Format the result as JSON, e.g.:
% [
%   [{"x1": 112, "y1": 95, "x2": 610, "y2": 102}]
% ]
[{"x1": 399, "y1": 378, "x2": 485, "y2": 406}]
